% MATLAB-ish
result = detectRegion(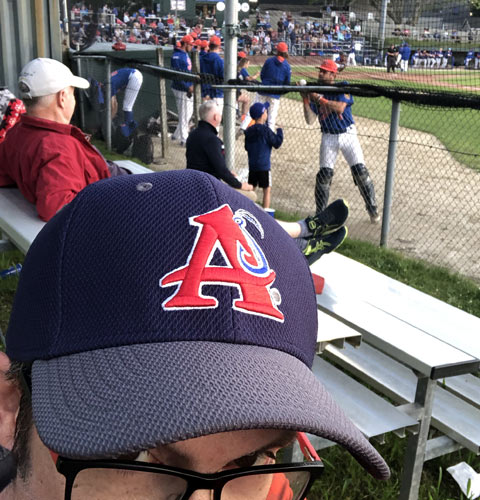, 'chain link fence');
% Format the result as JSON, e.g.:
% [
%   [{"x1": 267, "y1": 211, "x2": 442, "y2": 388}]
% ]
[{"x1": 74, "y1": 53, "x2": 480, "y2": 284}]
